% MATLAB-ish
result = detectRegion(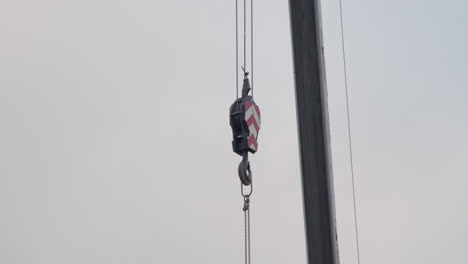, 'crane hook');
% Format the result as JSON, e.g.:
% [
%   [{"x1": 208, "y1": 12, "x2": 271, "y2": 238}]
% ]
[{"x1": 238, "y1": 152, "x2": 252, "y2": 186}]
